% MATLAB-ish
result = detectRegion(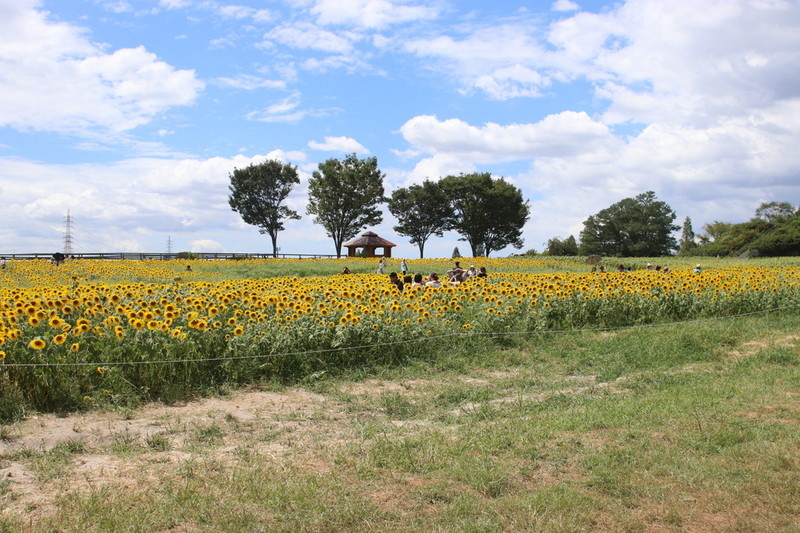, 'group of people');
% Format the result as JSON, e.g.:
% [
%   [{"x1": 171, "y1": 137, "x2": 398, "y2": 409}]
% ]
[
  {"x1": 590, "y1": 262, "x2": 702, "y2": 274},
  {"x1": 340, "y1": 258, "x2": 487, "y2": 292},
  {"x1": 387, "y1": 260, "x2": 487, "y2": 292}
]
